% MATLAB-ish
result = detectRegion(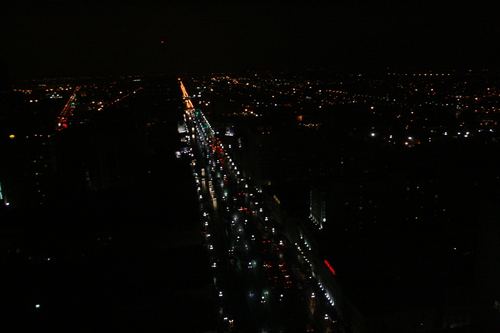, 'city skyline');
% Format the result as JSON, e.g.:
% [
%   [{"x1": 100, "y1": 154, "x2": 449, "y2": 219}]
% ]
[
  {"x1": 2, "y1": 66, "x2": 500, "y2": 331},
  {"x1": 2, "y1": 2, "x2": 500, "y2": 331}
]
